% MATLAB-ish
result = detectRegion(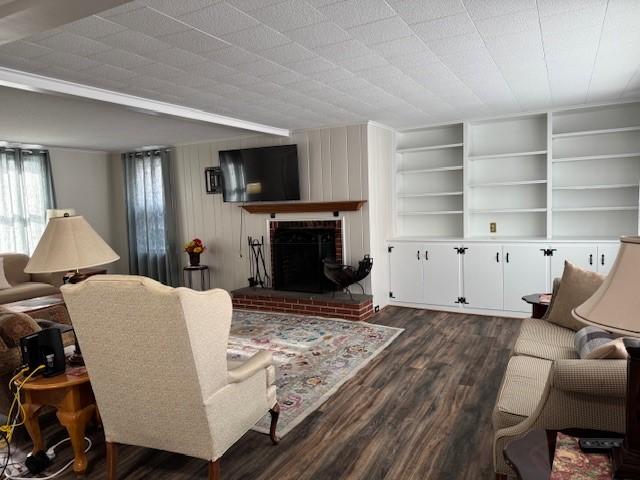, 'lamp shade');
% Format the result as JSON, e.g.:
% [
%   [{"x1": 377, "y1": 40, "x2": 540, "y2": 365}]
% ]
[
  {"x1": 573, "y1": 236, "x2": 640, "y2": 336},
  {"x1": 24, "y1": 215, "x2": 119, "y2": 273}
]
